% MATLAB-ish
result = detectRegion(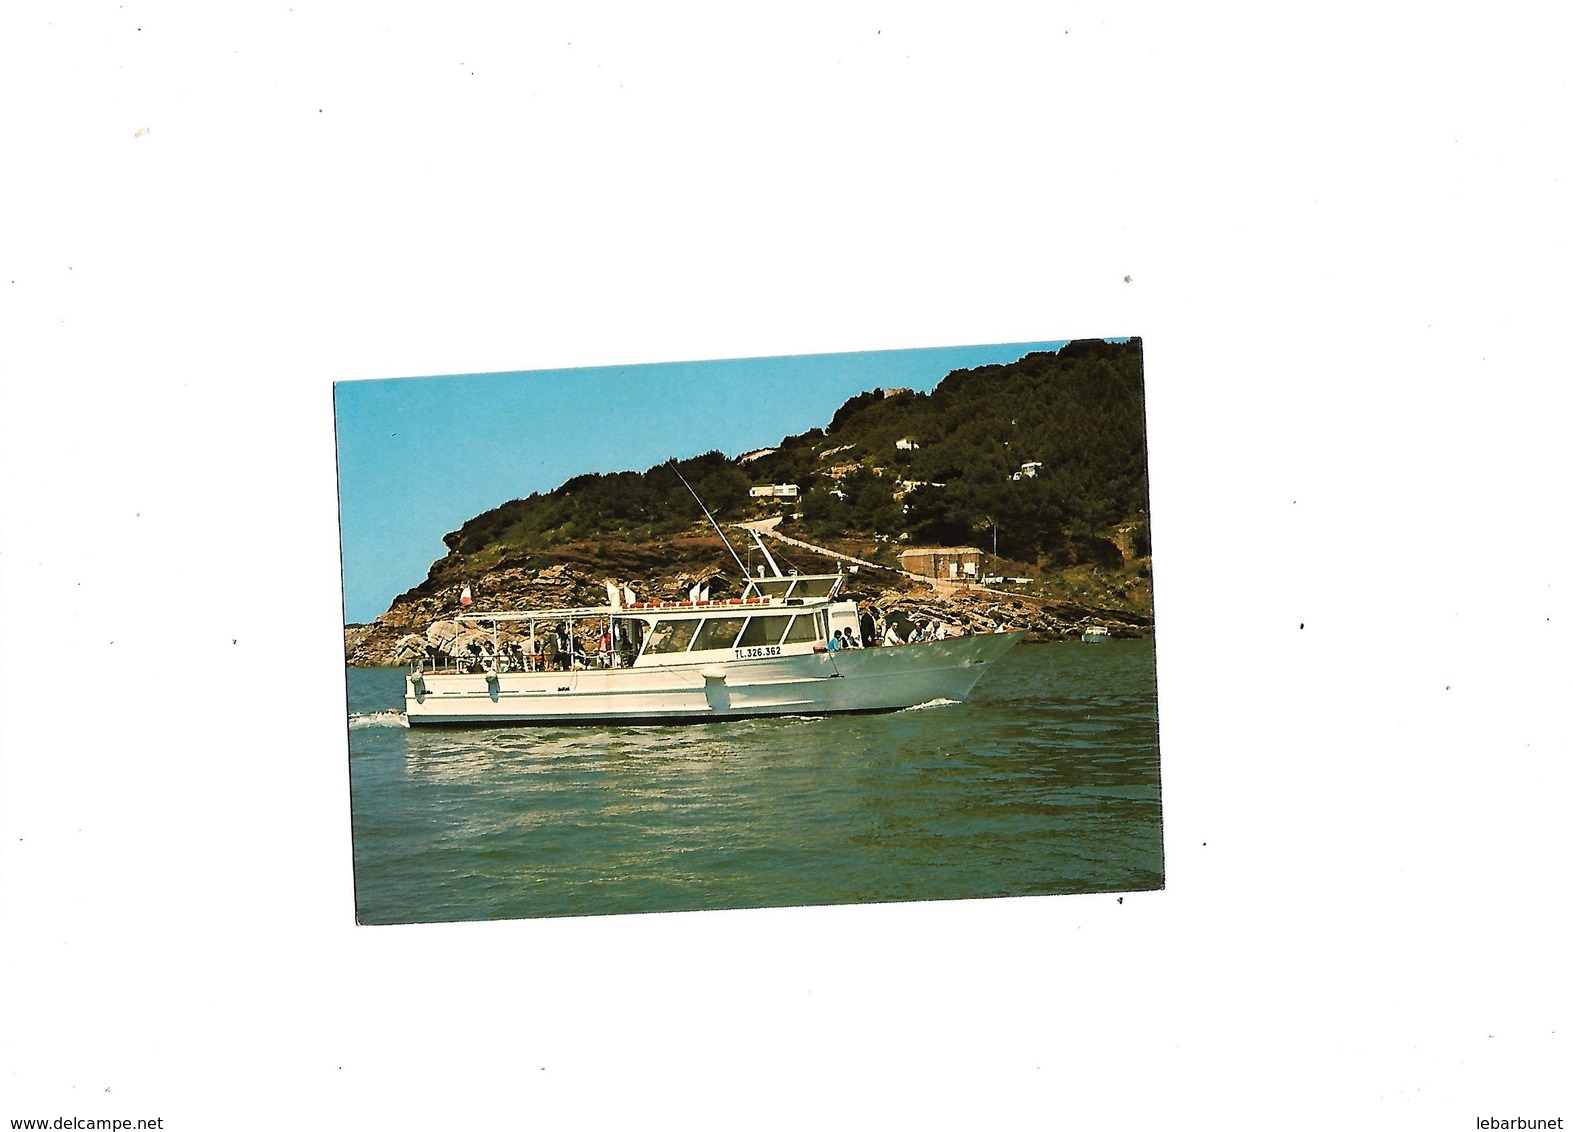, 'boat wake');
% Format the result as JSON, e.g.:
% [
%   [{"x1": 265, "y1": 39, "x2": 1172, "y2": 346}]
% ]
[
  {"x1": 899, "y1": 698, "x2": 962, "y2": 712},
  {"x1": 350, "y1": 710, "x2": 410, "y2": 730}
]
